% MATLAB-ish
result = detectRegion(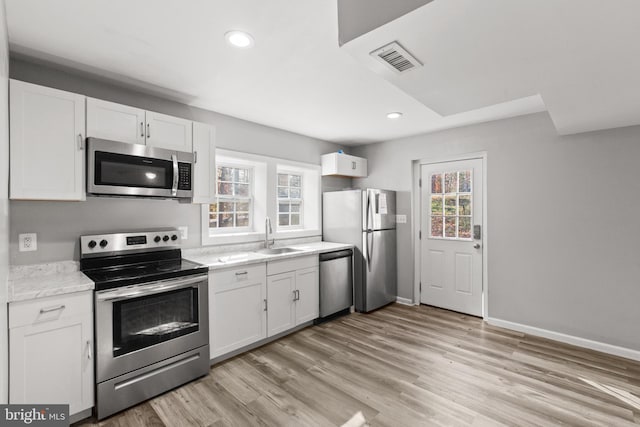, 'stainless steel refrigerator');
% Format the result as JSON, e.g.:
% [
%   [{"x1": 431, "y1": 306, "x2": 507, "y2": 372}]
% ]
[{"x1": 323, "y1": 189, "x2": 397, "y2": 312}]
